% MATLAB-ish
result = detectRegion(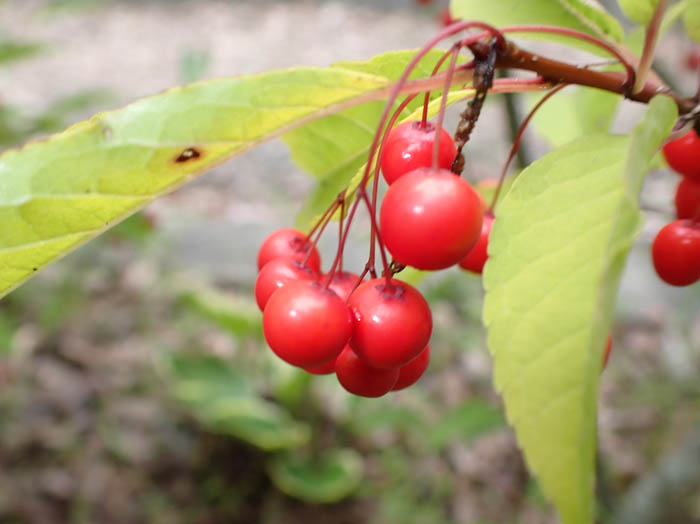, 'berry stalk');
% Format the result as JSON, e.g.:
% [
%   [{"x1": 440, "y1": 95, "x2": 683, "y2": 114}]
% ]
[
  {"x1": 432, "y1": 44, "x2": 461, "y2": 169},
  {"x1": 489, "y1": 83, "x2": 568, "y2": 213}
]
